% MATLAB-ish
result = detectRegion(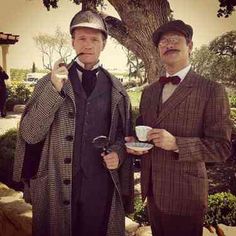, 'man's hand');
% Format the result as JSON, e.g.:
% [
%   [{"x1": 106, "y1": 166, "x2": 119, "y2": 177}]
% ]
[
  {"x1": 147, "y1": 129, "x2": 178, "y2": 151},
  {"x1": 51, "y1": 59, "x2": 69, "y2": 92},
  {"x1": 102, "y1": 151, "x2": 119, "y2": 170},
  {"x1": 125, "y1": 136, "x2": 149, "y2": 156}
]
